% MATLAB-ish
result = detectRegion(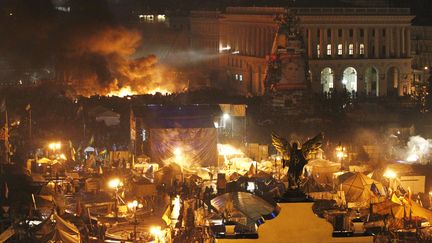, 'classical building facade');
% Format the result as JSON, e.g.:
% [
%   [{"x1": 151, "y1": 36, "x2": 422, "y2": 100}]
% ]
[{"x1": 189, "y1": 7, "x2": 414, "y2": 97}]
